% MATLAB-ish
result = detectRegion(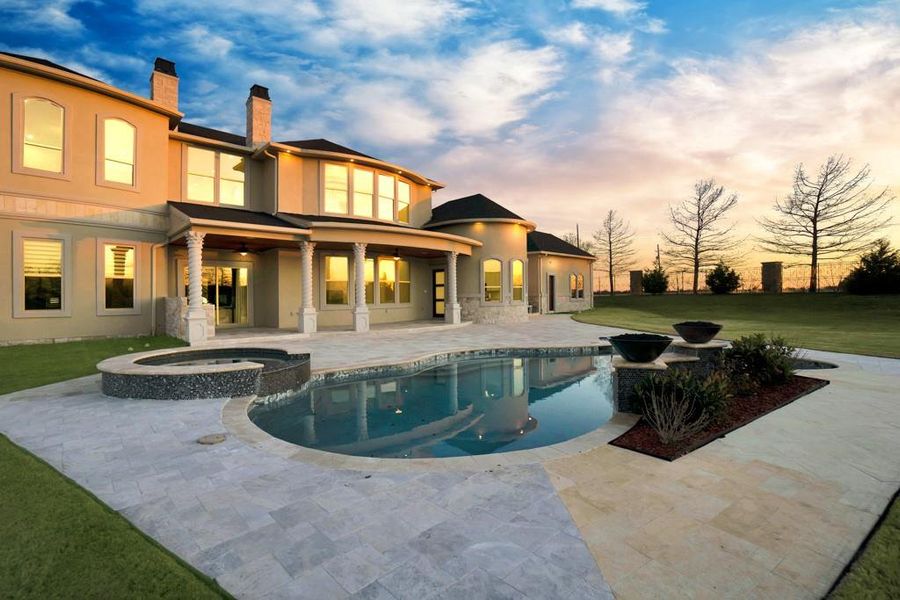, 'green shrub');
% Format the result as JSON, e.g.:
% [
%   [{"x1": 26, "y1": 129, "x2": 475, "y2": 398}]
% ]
[
  {"x1": 705, "y1": 262, "x2": 741, "y2": 294},
  {"x1": 720, "y1": 334, "x2": 796, "y2": 393},
  {"x1": 634, "y1": 368, "x2": 731, "y2": 422},
  {"x1": 642, "y1": 266, "x2": 669, "y2": 294},
  {"x1": 841, "y1": 239, "x2": 900, "y2": 294}
]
